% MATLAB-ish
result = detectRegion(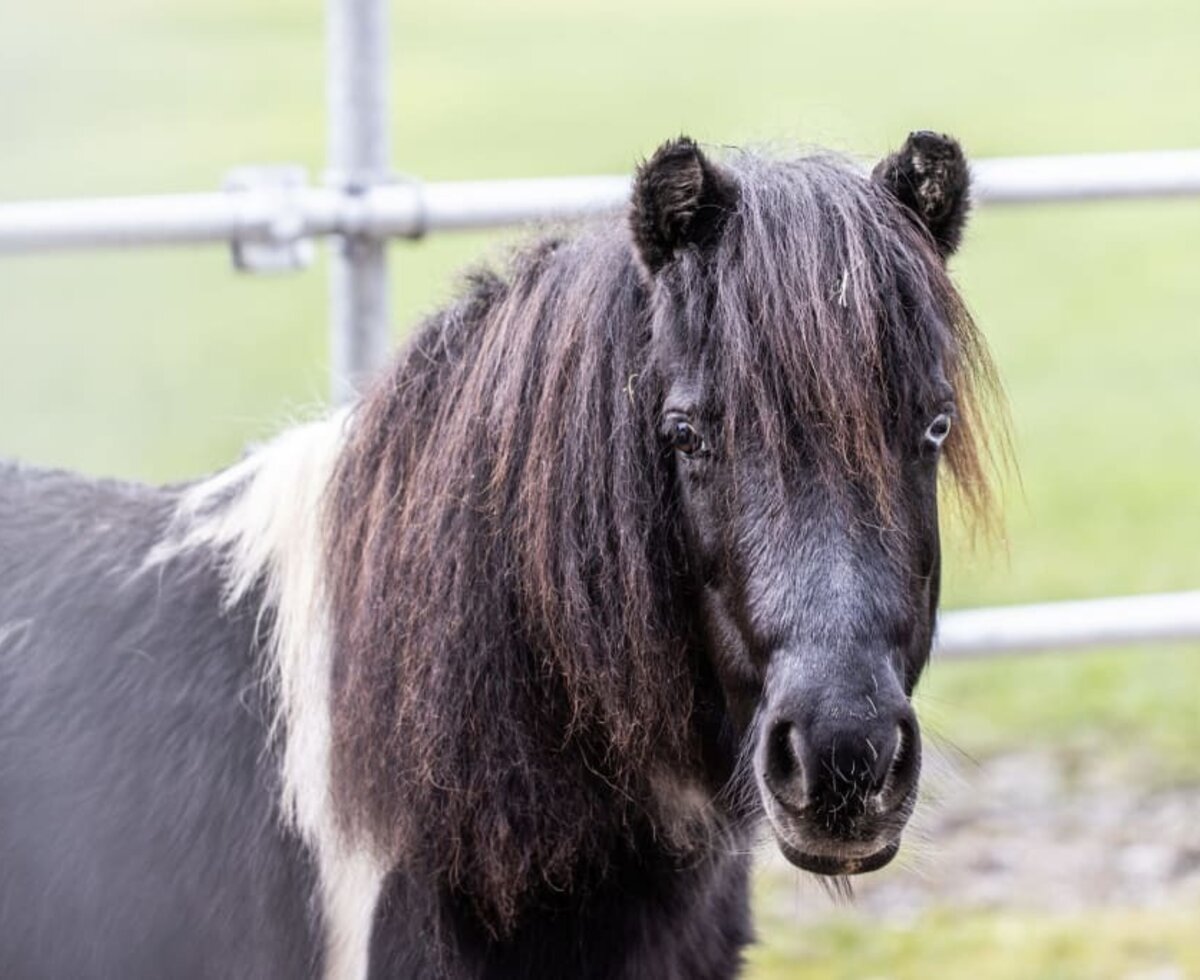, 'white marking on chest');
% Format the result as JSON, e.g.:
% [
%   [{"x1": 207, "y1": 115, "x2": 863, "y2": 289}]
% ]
[{"x1": 149, "y1": 411, "x2": 386, "y2": 980}]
